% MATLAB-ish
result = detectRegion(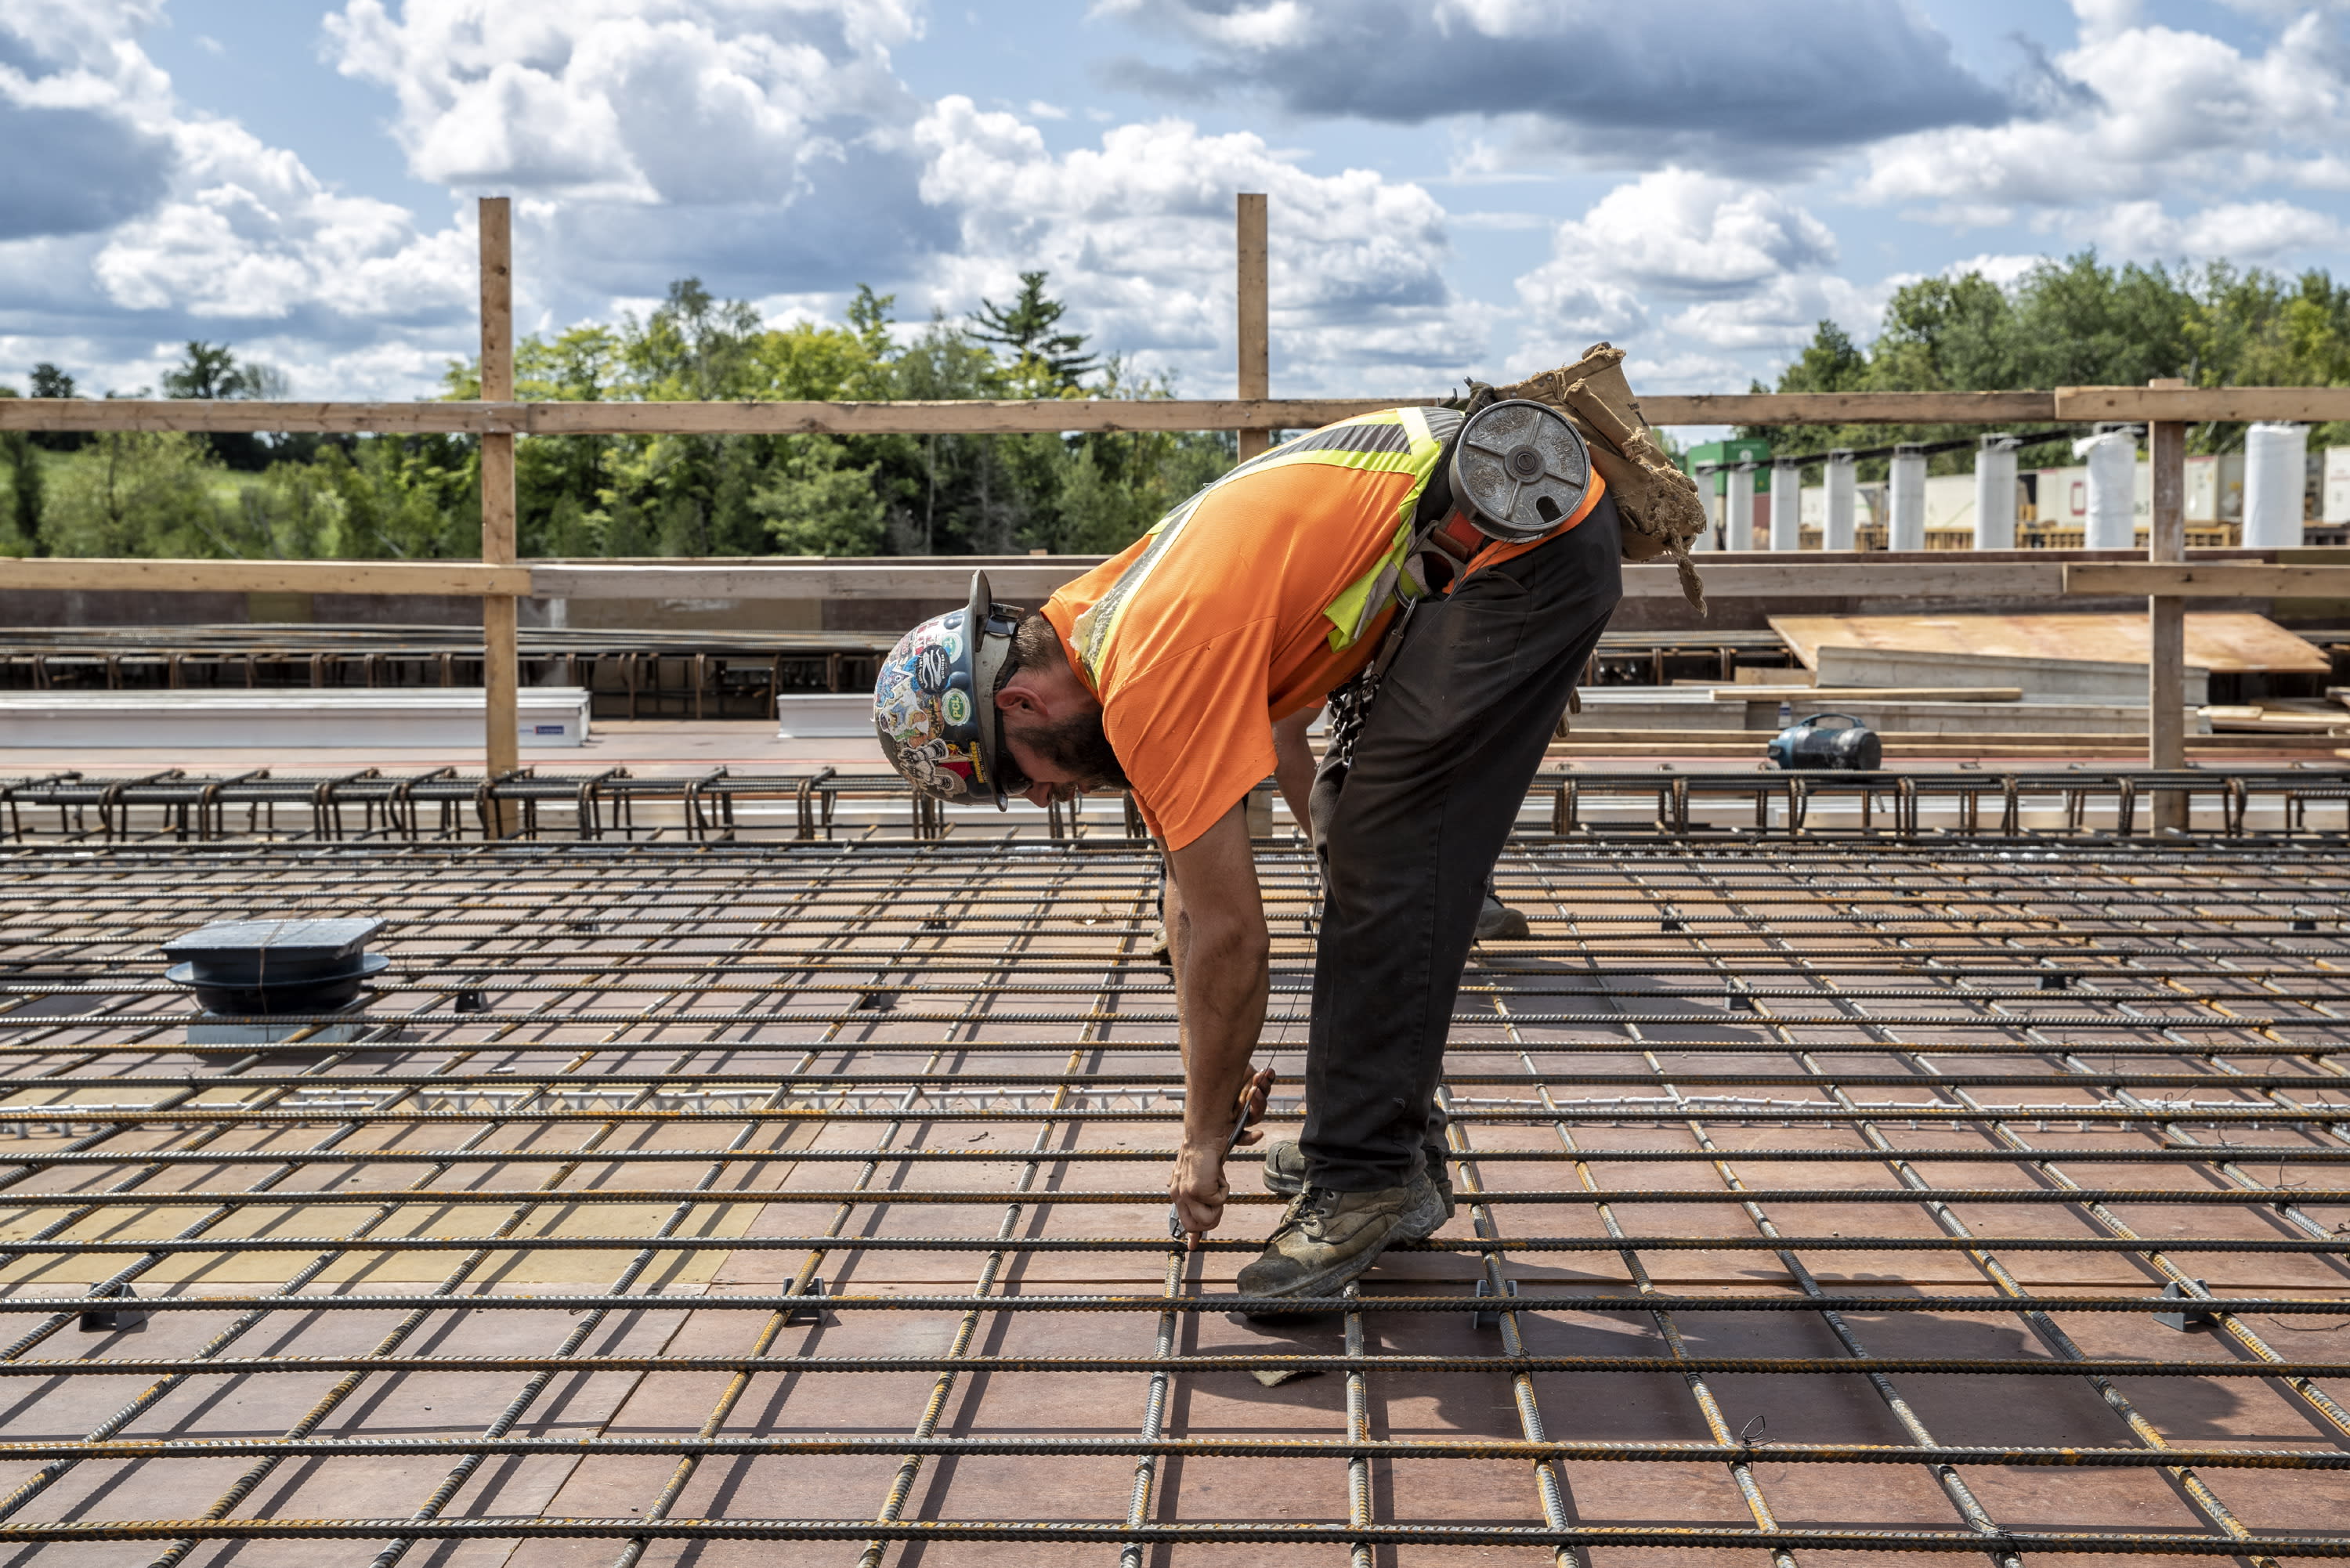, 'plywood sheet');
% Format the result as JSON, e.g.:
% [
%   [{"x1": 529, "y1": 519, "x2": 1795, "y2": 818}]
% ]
[{"x1": 1770, "y1": 611, "x2": 2327, "y2": 674}]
